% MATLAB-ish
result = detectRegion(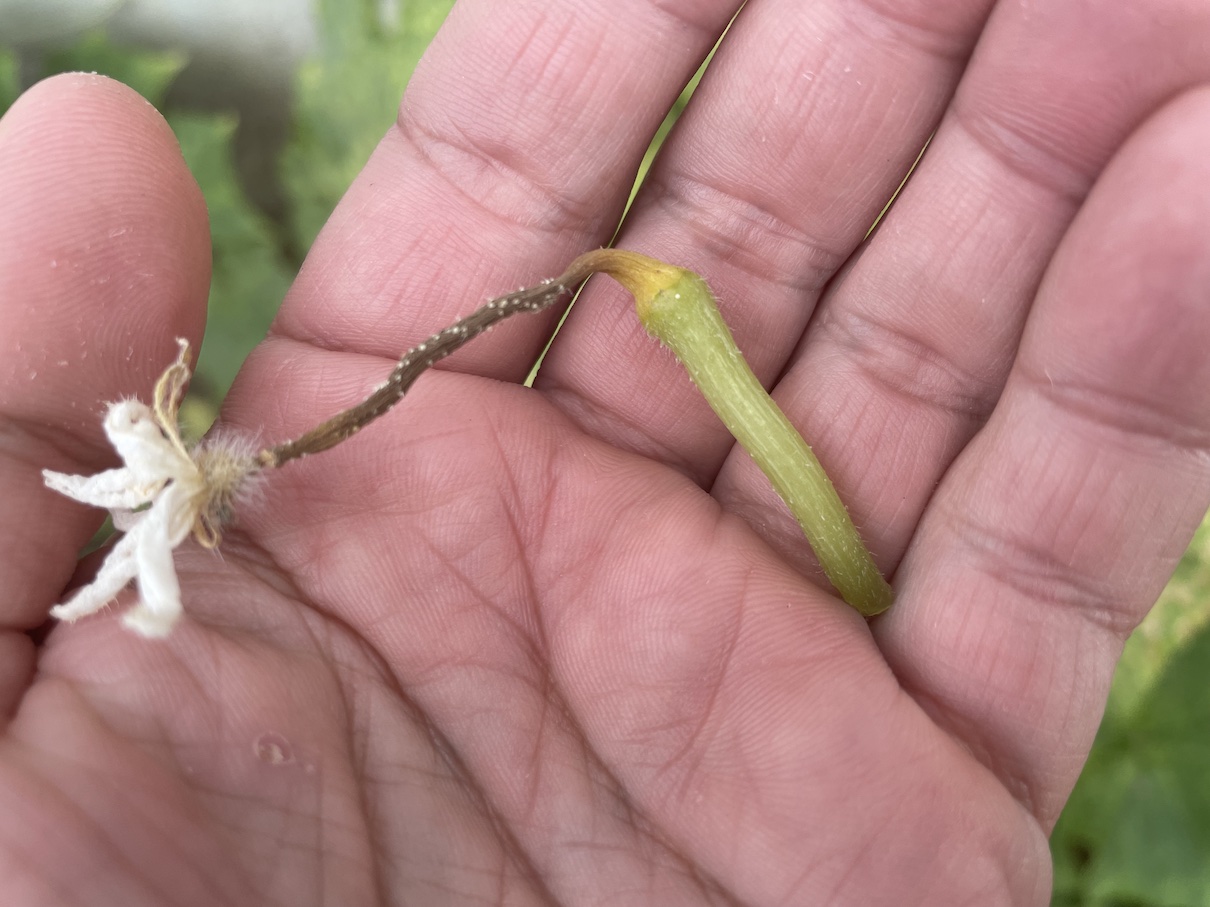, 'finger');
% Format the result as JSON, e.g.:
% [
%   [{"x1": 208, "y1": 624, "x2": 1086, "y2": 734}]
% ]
[
  {"x1": 877, "y1": 87, "x2": 1210, "y2": 827},
  {"x1": 0, "y1": 74, "x2": 210, "y2": 633},
  {"x1": 712, "y1": 0, "x2": 1210, "y2": 578},
  {"x1": 236, "y1": 0, "x2": 745, "y2": 450},
  {"x1": 534, "y1": 0, "x2": 994, "y2": 480}
]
